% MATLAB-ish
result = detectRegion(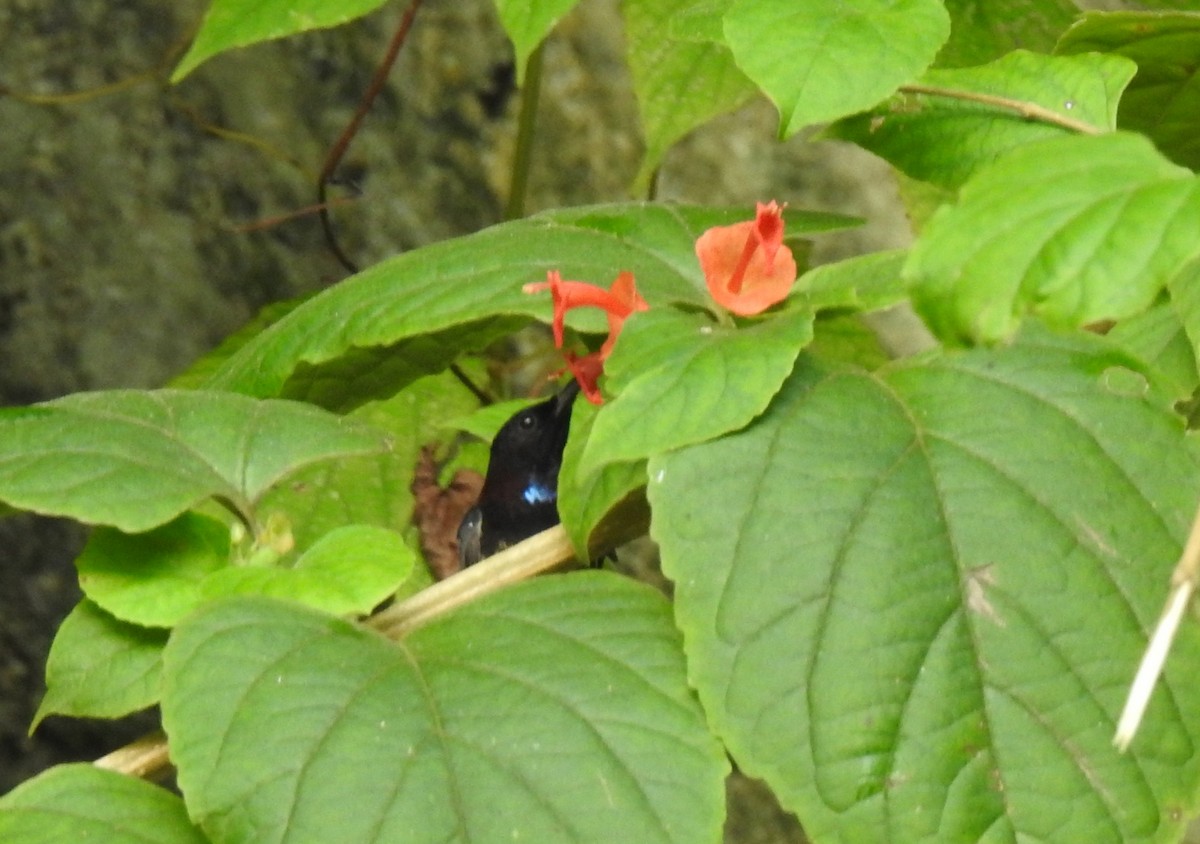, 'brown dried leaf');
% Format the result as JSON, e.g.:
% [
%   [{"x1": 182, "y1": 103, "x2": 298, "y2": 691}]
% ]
[{"x1": 410, "y1": 446, "x2": 482, "y2": 580}]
